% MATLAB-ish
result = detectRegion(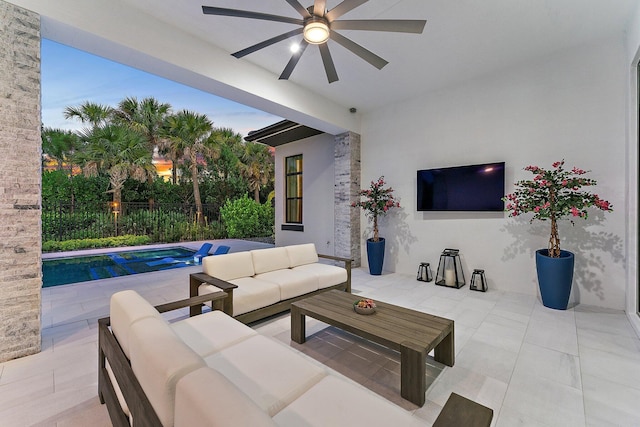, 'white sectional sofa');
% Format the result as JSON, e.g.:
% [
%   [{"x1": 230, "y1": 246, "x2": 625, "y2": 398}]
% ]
[
  {"x1": 98, "y1": 290, "x2": 427, "y2": 427},
  {"x1": 189, "y1": 244, "x2": 352, "y2": 323}
]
